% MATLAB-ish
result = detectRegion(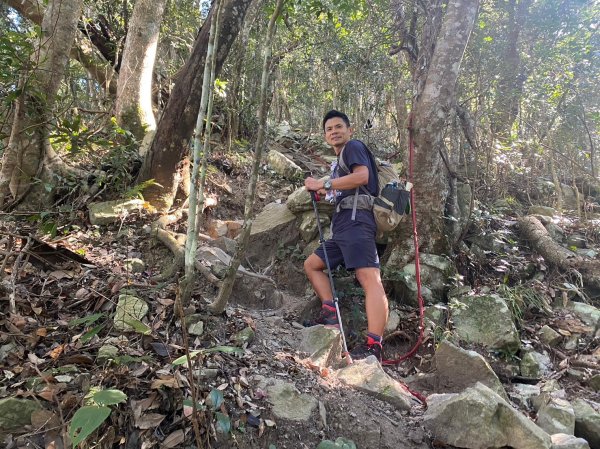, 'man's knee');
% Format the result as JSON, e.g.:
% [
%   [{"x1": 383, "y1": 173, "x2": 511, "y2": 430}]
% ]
[
  {"x1": 355, "y1": 267, "x2": 383, "y2": 289},
  {"x1": 304, "y1": 254, "x2": 324, "y2": 274}
]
